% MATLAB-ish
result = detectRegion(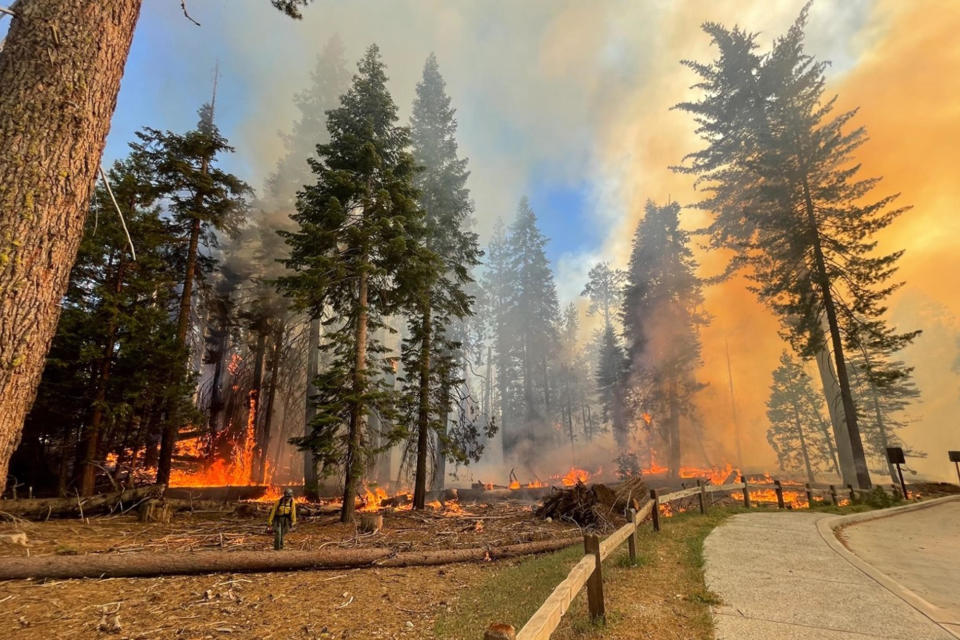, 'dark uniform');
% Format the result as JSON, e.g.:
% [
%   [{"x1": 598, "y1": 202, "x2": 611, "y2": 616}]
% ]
[{"x1": 267, "y1": 489, "x2": 297, "y2": 550}]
